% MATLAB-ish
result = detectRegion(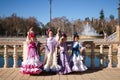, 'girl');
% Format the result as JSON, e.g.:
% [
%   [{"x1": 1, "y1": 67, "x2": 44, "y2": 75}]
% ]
[
  {"x1": 58, "y1": 33, "x2": 72, "y2": 74},
  {"x1": 20, "y1": 27, "x2": 43, "y2": 74},
  {"x1": 44, "y1": 28, "x2": 61, "y2": 72},
  {"x1": 70, "y1": 32, "x2": 87, "y2": 71}
]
